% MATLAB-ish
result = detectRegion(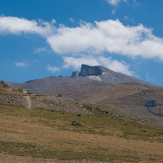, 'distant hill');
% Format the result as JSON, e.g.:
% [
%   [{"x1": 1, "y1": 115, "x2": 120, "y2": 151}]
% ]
[{"x1": 6, "y1": 64, "x2": 156, "y2": 94}]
